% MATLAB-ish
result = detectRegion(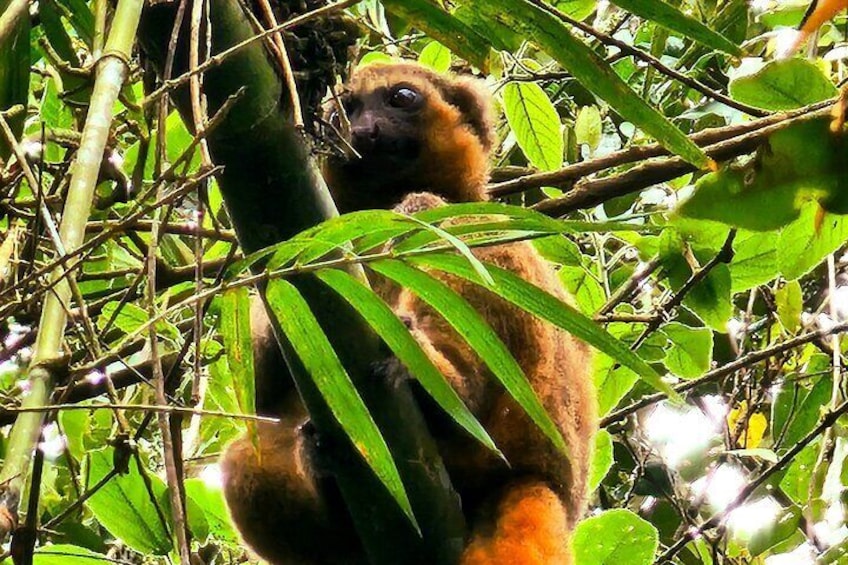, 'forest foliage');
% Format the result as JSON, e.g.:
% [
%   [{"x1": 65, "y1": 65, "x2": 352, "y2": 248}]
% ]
[{"x1": 0, "y1": 0, "x2": 846, "y2": 563}]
